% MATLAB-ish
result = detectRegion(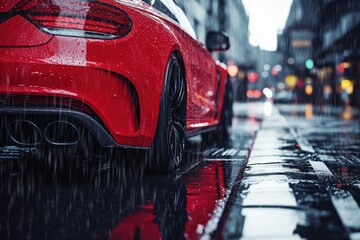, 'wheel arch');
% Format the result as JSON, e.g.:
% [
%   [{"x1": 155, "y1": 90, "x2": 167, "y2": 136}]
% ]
[
  {"x1": 150, "y1": 50, "x2": 187, "y2": 145},
  {"x1": 148, "y1": 51, "x2": 188, "y2": 172}
]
